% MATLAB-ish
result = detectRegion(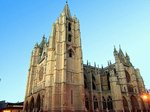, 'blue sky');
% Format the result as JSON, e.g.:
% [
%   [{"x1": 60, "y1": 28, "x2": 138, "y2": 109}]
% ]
[{"x1": 0, "y1": 0, "x2": 150, "y2": 102}]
